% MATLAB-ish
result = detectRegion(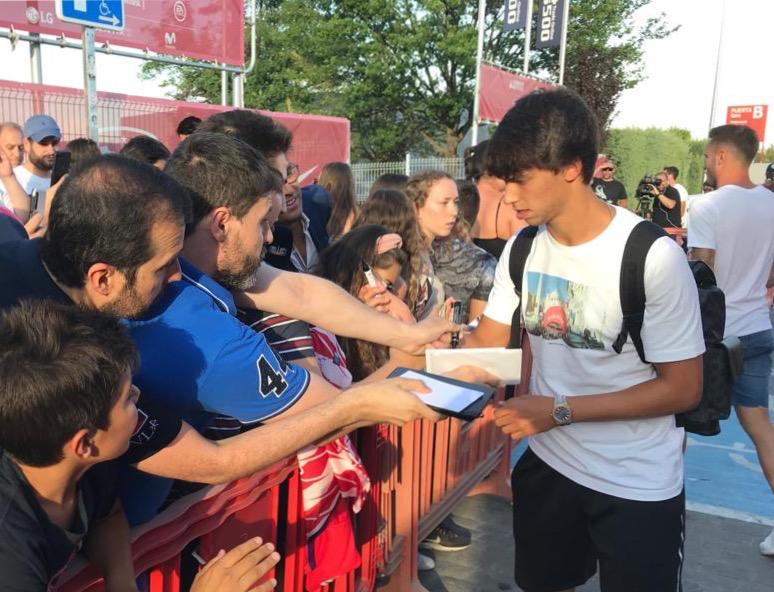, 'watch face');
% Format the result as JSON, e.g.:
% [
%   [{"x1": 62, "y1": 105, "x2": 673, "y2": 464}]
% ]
[{"x1": 553, "y1": 405, "x2": 572, "y2": 425}]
